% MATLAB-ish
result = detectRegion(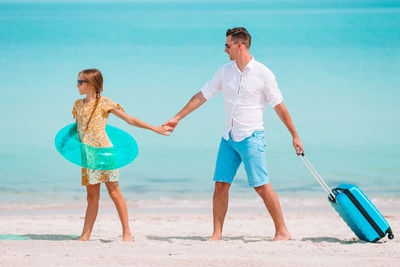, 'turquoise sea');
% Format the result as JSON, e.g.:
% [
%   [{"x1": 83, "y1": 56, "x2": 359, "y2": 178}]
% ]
[{"x1": 0, "y1": 0, "x2": 399, "y2": 203}]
